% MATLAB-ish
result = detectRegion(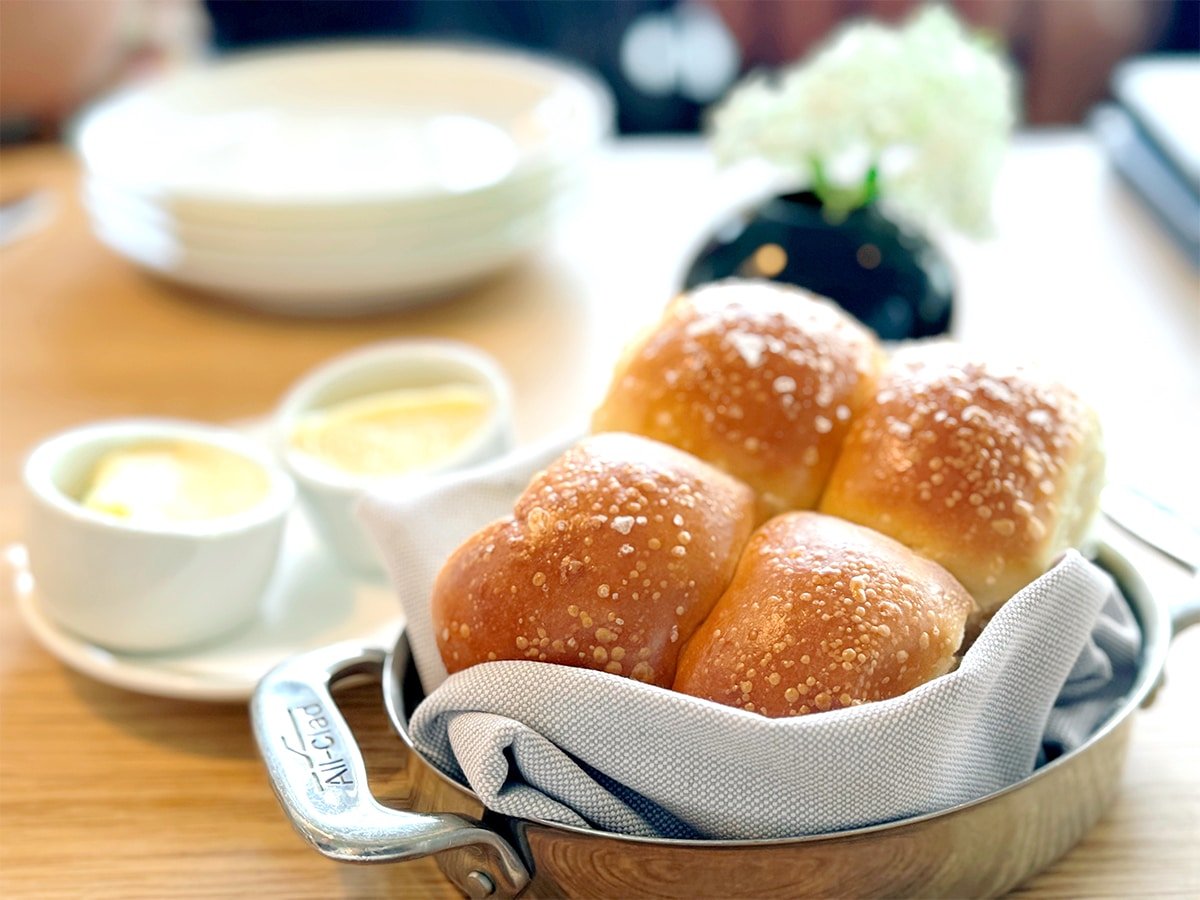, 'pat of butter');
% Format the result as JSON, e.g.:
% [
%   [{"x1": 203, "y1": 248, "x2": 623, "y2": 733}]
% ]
[
  {"x1": 82, "y1": 442, "x2": 270, "y2": 522},
  {"x1": 290, "y1": 384, "x2": 492, "y2": 477}
]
